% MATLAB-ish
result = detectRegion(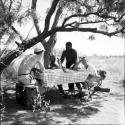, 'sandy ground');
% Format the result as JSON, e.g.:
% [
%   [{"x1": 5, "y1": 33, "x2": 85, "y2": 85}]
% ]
[{"x1": 1, "y1": 73, "x2": 125, "y2": 125}]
